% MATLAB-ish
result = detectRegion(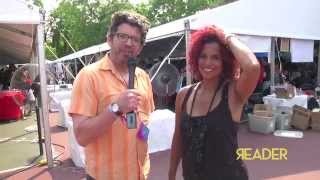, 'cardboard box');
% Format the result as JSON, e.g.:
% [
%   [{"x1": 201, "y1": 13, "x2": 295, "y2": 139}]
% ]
[
  {"x1": 253, "y1": 104, "x2": 273, "y2": 117},
  {"x1": 273, "y1": 84, "x2": 296, "y2": 99},
  {"x1": 291, "y1": 105, "x2": 311, "y2": 130},
  {"x1": 311, "y1": 110, "x2": 320, "y2": 131}
]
